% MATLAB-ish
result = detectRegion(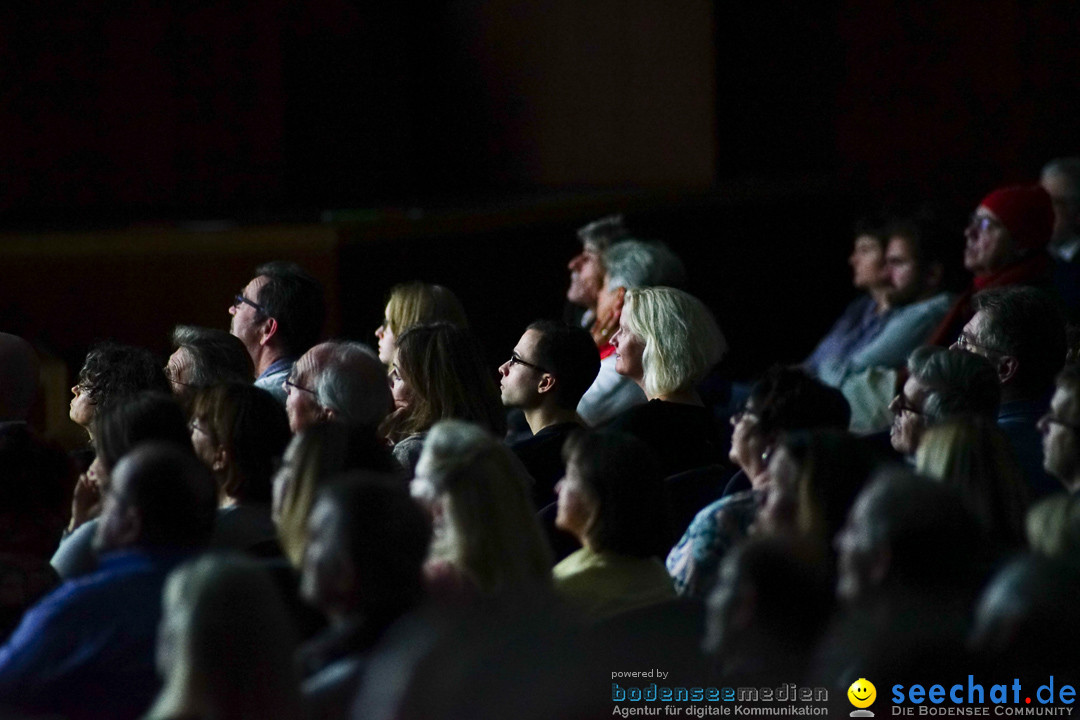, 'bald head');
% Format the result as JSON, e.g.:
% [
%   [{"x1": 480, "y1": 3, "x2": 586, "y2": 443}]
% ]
[
  {"x1": 285, "y1": 342, "x2": 337, "y2": 433},
  {"x1": 0, "y1": 333, "x2": 38, "y2": 422}
]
